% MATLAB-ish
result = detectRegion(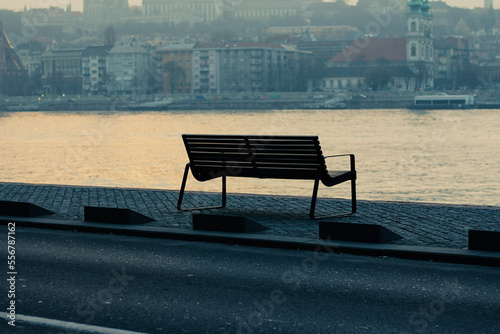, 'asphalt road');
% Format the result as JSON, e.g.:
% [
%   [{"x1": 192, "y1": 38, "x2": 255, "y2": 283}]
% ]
[{"x1": 1, "y1": 227, "x2": 500, "y2": 334}]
